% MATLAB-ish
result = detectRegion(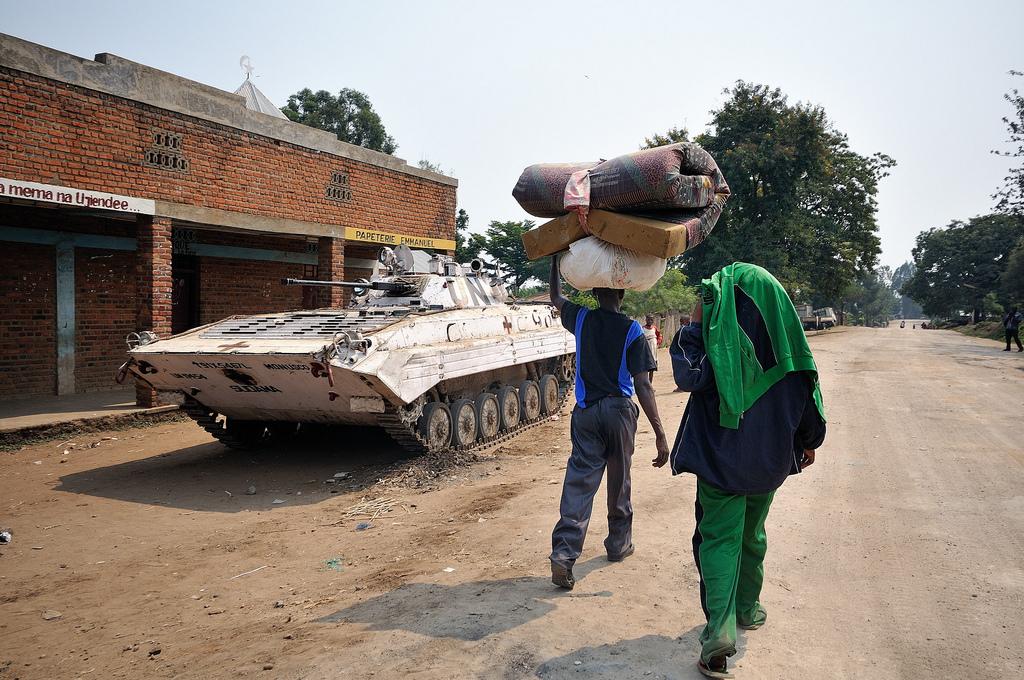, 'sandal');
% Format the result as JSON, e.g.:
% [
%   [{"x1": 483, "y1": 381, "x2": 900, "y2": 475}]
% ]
[{"x1": 698, "y1": 656, "x2": 733, "y2": 679}]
